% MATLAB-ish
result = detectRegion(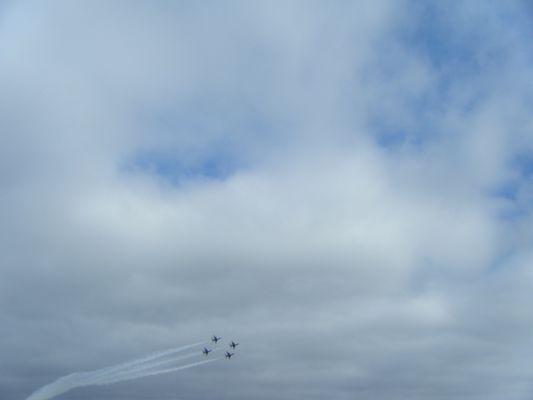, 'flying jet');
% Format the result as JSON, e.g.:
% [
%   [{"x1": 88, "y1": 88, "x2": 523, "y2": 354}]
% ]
[
  {"x1": 202, "y1": 347, "x2": 212, "y2": 356},
  {"x1": 211, "y1": 335, "x2": 221, "y2": 344},
  {"x1": 229, "y1": 341, "x2": 239, "y2": 349},
  {"x1": 225, "y1": 352, "x2": 234, "y2": 359}
]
